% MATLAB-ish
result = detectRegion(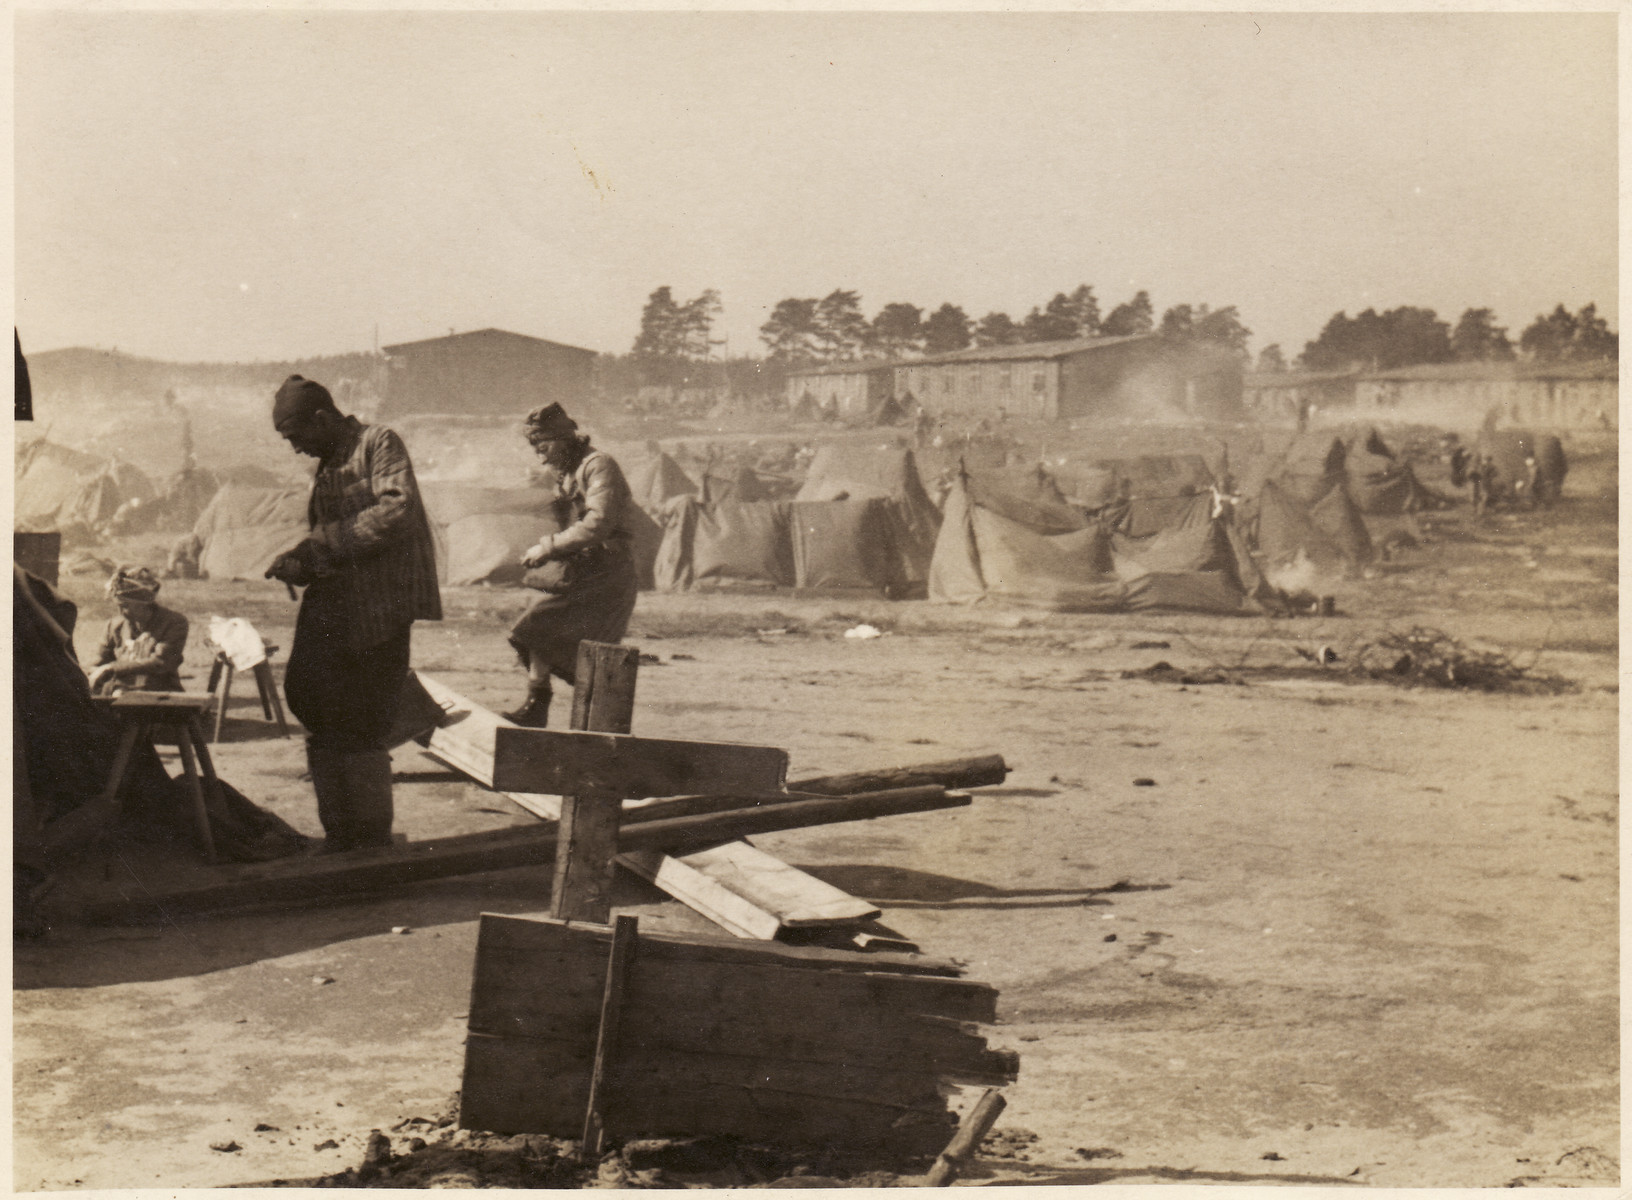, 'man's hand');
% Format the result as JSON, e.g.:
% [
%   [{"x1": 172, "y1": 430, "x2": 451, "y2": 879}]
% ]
[
  {"x1": 87, "y1": 664, "x2": 116, "y2": 691},
  {"x1": 520, "y1": 540, "x2": 554, "y2": 570},
  {"x1": 266, "y1": 548, "x2": 314, "y2": 587}
]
